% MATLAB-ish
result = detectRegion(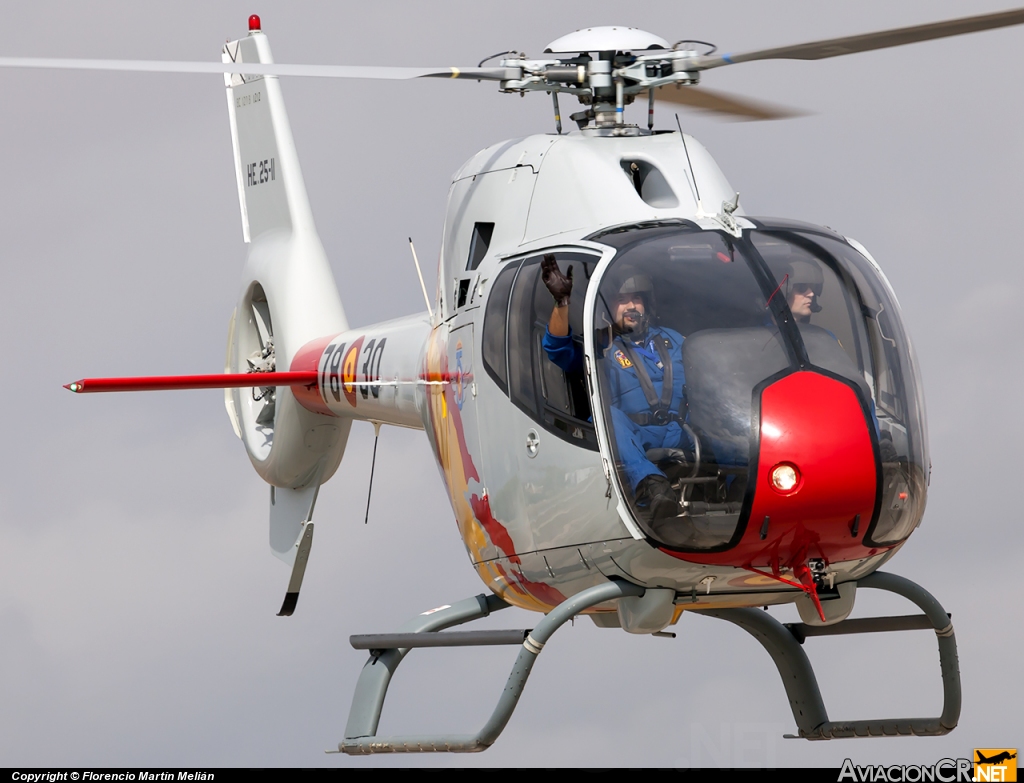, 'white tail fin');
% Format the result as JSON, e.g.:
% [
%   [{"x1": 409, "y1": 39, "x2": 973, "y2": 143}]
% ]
[
  {"x1": 222, "y1": 30, "x2": 350, "y2": 599},
  {"x1": 223, "y1": 32, "x2": 313, "y2": 243}
]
